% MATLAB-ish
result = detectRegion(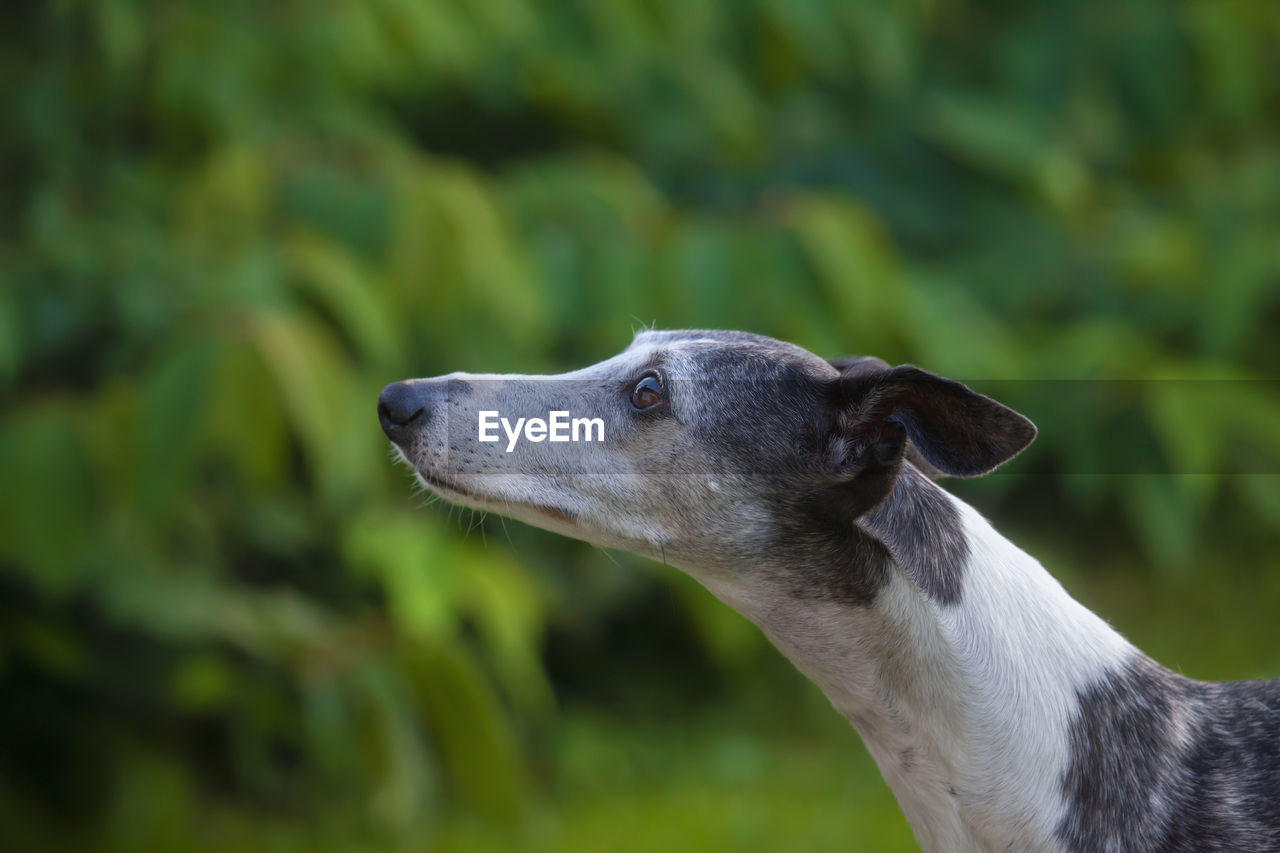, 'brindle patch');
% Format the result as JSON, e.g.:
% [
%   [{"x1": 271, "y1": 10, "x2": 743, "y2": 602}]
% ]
[
  {"x1": 860, "y1": 465, "x2": 968, "y2": 606},
  {"x1": 1058, "y1": 654, "x2": 1280, "y2": 852}
]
